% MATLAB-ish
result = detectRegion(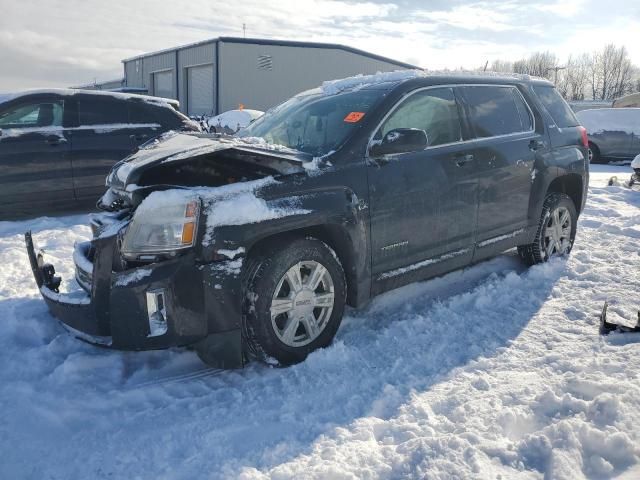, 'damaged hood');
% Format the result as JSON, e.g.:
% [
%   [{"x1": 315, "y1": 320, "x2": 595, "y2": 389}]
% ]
[{"x1": 107, "y1": 131, "x2": 311, "y2": 190}]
